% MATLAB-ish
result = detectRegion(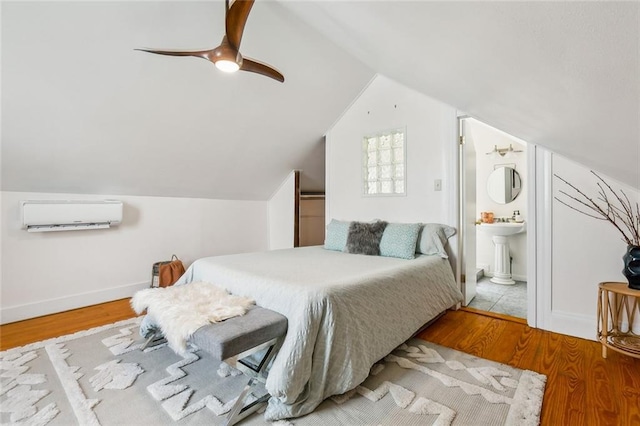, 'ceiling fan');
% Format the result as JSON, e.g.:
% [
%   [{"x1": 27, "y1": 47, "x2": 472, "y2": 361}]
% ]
[{"x1": 136, "y1": 0, "x2": 284, "y2": 82}]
